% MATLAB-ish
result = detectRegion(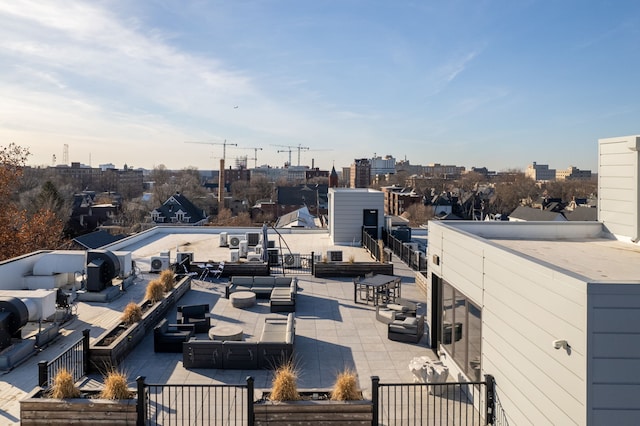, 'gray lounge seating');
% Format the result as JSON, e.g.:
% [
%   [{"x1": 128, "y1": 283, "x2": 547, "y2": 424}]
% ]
[
  {"x1": 388, "y1": 315, "x2": 425, "y2": 343},
  {"x1": 376, "y1": 298, "x2": 418, "y2": 324},
  {"x1": 182, "y1": 313, "x2": 295, "y2": 369},
  {"x1": 225, "y1": 276, "x2": 293, "y2": 298},
  {"x1": 154, "y1": 318, "x2": 195, "y2": 353},
  {"x1": 177, "y1": 304, "x2": 211, "y2": 333}
]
